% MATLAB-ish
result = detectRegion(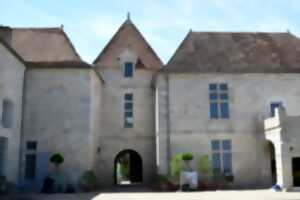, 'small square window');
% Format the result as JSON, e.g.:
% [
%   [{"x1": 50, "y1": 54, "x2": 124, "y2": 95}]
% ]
[
  {"x1": 212, "y1": 140, "x2": 220, "y2": 151},
  {"x1": 220, "y1": 93, "x2": 228, "y2": 100},
  {"x1": 209, "y1": 84, "x2": 218, "y2": 91},
  {"x1": 125, "y1": 111, "x2": 133, "y2": 117},
  {"x1": 124, "y1": 115, "x2": 133, "y2": 128},
  {"x1": 219, "y1": 84, "x2": 228, "y2": 91},
  {"x1": 26, "y1": 141, "x2": 37, "y2": 150},
  {"x1": 124, "y1": 93, "x2": 133, "y2": 101},
  {"x1": 209, "y1": 93, "x2": 218, "y2": 100},
  {"x1": 222, "y1": 140, "x2": 231, "y2": 151},
  {"x1": 125, "y1": 102, "x2": 133, "y2": 110}
]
